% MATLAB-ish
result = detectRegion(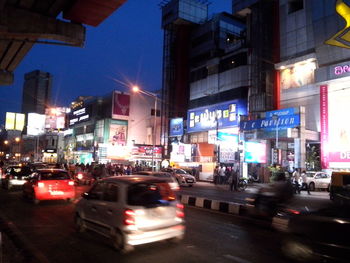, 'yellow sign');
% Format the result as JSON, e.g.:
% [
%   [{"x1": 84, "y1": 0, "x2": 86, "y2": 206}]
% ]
[
  {"x1": 5, "y1": 112, "x2": 15, "y2": 130},
  {"x1": 326, "y1": 0, "x2": 350, "y2": 49}
]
